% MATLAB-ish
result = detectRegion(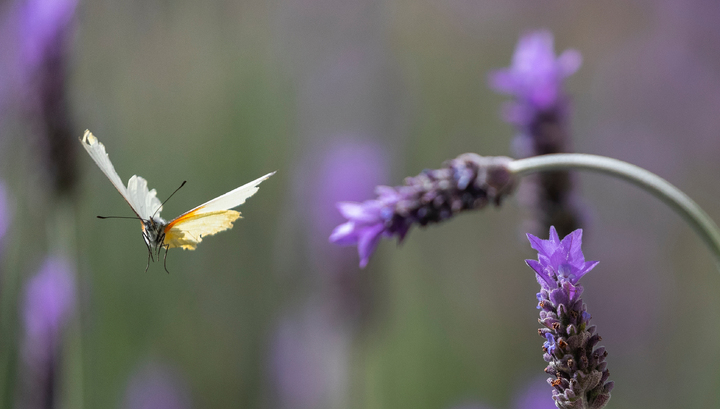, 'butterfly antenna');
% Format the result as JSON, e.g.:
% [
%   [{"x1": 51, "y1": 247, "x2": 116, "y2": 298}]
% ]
[
  {"x1": 152, "y1": 181, "x2": 187, "y2": 219},
  {"x1": 97, "y1": 215, "x2": 143, "y2": 220}
]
